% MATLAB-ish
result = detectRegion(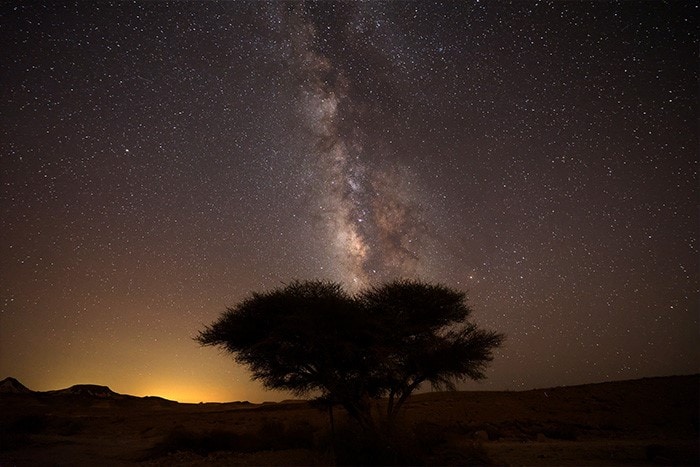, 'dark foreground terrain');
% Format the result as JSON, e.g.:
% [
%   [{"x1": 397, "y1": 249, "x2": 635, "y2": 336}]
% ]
[{"x1": 1, "y1": 375, "x2": 698, "y2": 466}]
